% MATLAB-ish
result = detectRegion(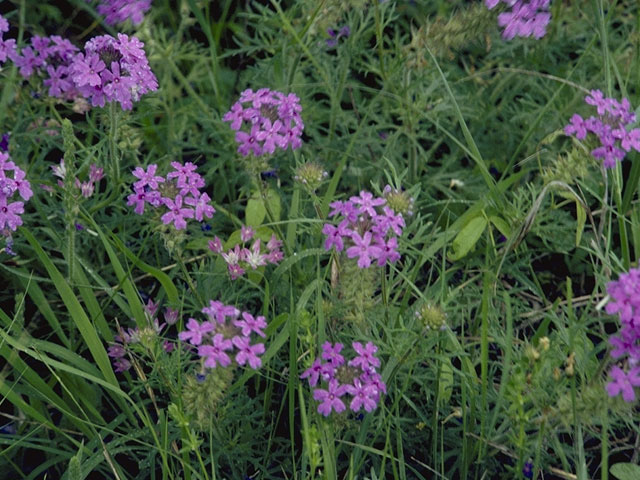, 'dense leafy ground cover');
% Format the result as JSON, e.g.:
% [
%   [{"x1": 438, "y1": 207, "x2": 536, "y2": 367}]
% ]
[{"x1": 1, "y1": 0, "x2": 640, "y2": 478}]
